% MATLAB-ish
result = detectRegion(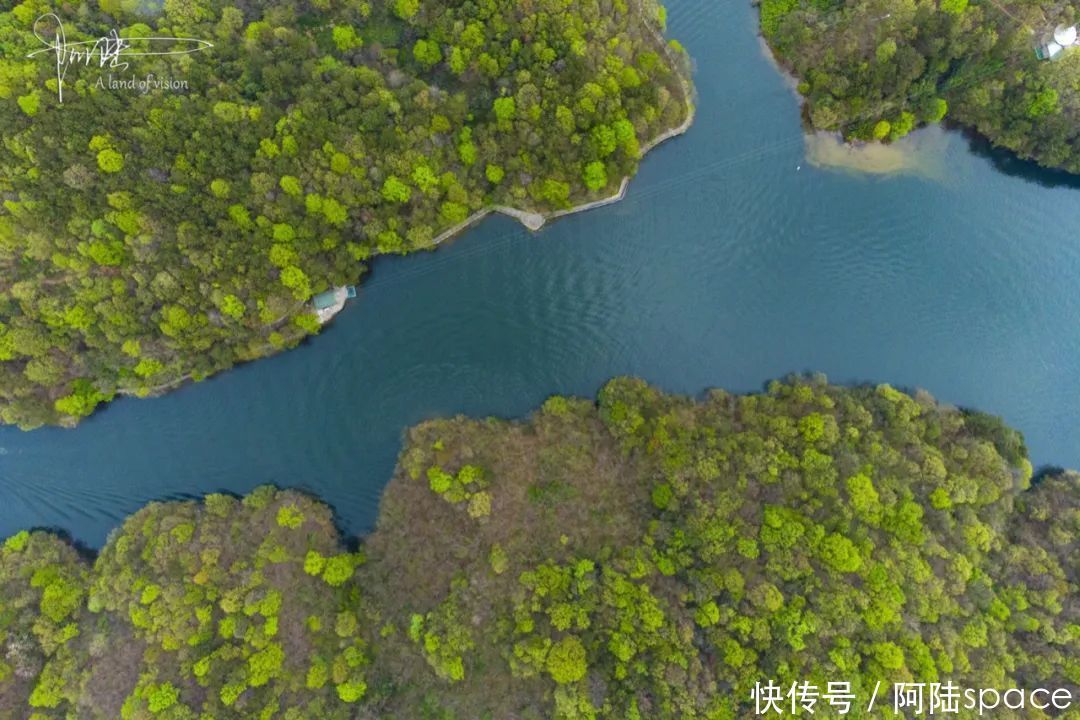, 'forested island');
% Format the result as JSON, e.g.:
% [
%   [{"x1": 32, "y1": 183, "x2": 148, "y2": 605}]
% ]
[
  {"x1": 0, "y1": 0, "x2": 691, "y2": 428},
  {"x1": 1, "y1": 377, "x2": 1076, "y2": 718},
  {"x1": 759, "y1": 0, "x2": 1080, "y2": 172}
]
